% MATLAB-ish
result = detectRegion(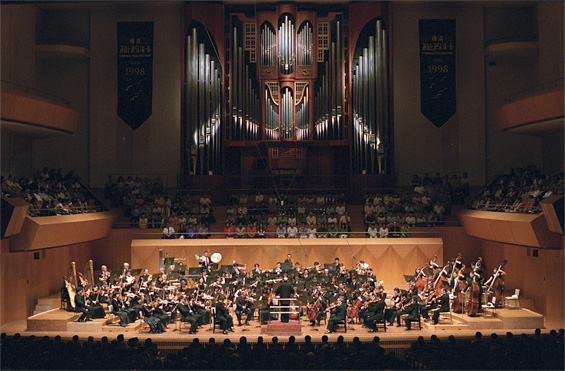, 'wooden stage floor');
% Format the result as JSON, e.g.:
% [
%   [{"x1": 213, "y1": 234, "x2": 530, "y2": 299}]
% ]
[{"x1": 2, "y1": 308, "x2": 562, "y2": 356}]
